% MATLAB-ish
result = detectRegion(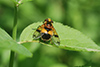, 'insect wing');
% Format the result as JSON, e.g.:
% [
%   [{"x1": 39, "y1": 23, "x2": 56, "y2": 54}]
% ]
[
  {"x1": 33, "y1": 25, "x2": 43, "y2": 39},
  {"x1": 52, "y1": 27, "x2": 60, "y2": 46}
]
